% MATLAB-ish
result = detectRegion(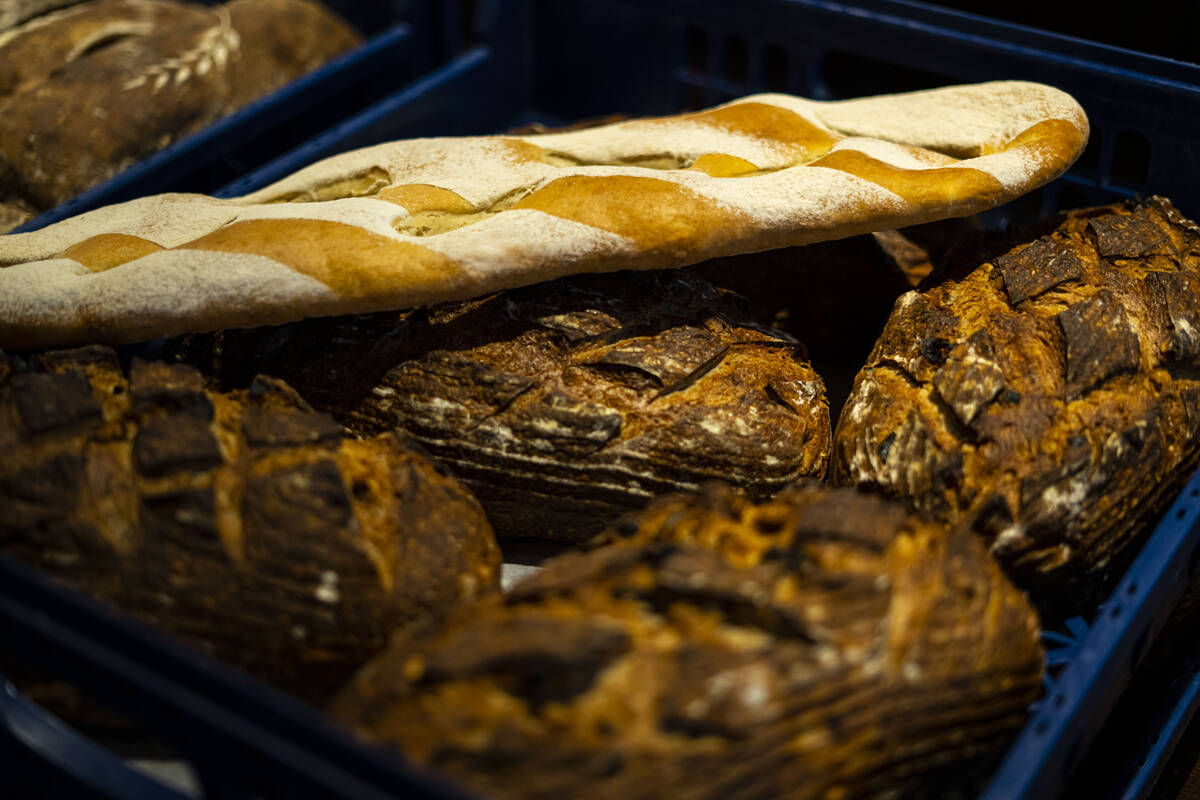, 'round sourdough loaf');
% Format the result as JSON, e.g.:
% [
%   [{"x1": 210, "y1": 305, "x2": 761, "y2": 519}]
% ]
[
  {"x1": 0, "y1": 81, "x2": 1087, "y2": 347},
  {"x1": 0, "y1": 345, "x2": 500, "y2": 703},
  {"x1": 169, "y1": 270, "x2": 832, "y2": 542},
  {"x1": 330, "y1": 483, "x2": 1043, "y2": 800},
  {"x1": 833, "y1": 197, "x2": 1200, "y2": 612},
  {"x1": 686, "y1": 231, "x2": 927, "y2": 417},
  {"x1": 0, "y1": 0, "x2": 360, "y2": 226}
]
